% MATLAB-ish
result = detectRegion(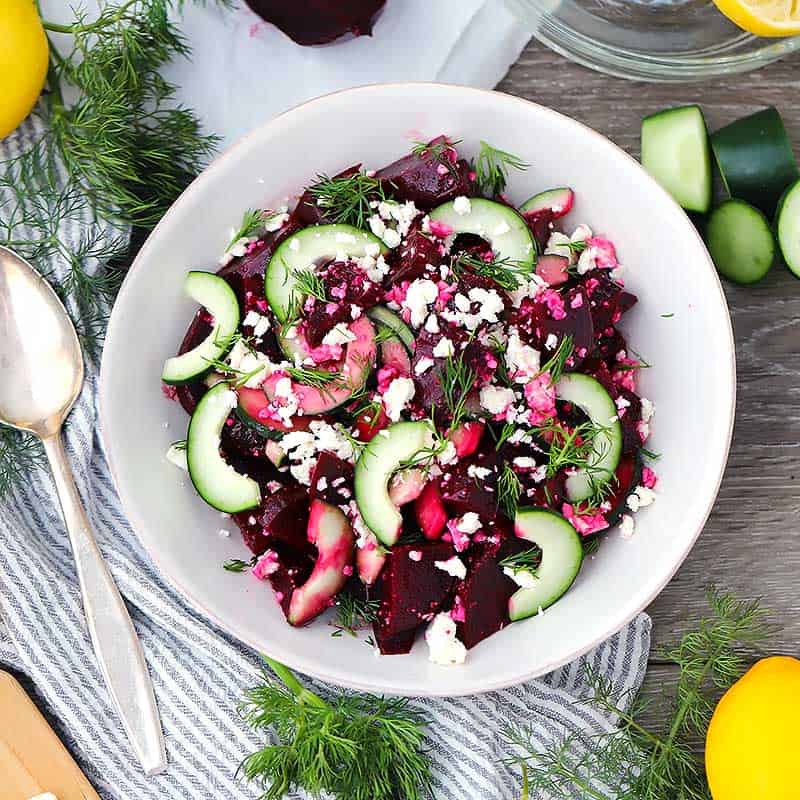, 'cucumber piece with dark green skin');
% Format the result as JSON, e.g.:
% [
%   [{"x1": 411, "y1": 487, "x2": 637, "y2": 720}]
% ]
[
  {"x1": 706, "y1": 200, "x2": 776, "y2": 285},
  {"x1": 776, "y1": 179, "x2": 800, "y2": 279},
  {"x1": 508, "y1": 508, "x2": 583, "y2": 621},
  {"x1": 641, "y1": 105, "x2": 712, "y2": 214},
  {"x1": 367, "y1": 306, "x2": 415, "y2": 352},
  {"x1": 711, "y1": 107, "x2": 799, "y2": 217}
]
